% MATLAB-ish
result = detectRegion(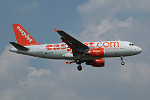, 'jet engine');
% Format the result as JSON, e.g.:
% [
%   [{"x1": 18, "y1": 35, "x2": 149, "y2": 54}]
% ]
[{"x1": 86, "y1": 58, "x2": 105, "y2": 67}]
